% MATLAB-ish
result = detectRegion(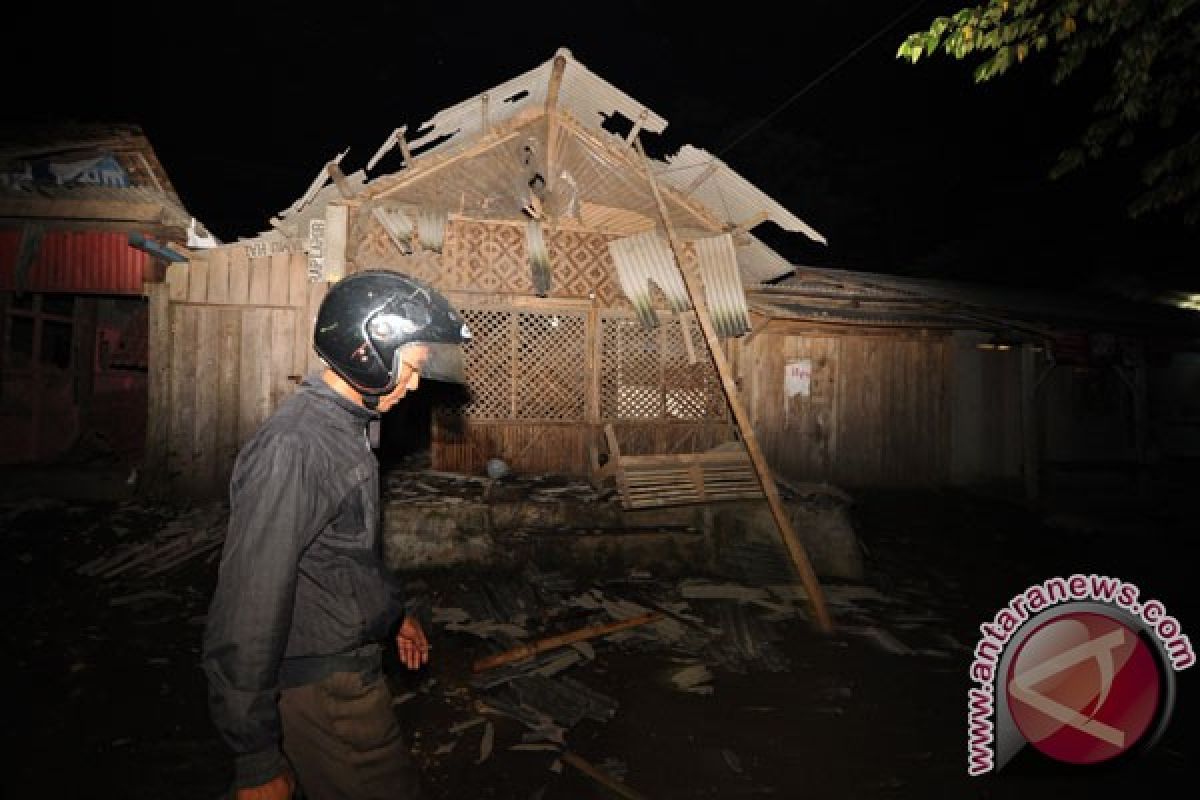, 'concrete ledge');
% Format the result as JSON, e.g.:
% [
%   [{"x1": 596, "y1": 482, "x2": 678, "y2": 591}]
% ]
[{"x1": 383, "y1": 494, "x2": 863, "y2": 581}]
